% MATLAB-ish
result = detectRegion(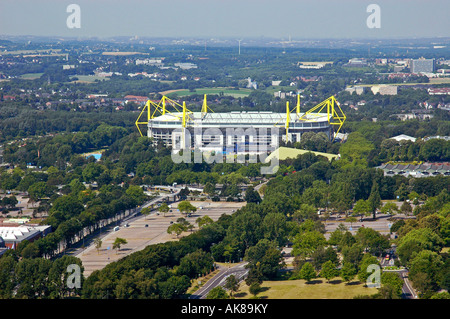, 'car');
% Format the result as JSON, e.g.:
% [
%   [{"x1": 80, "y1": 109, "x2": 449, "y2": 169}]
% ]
[
  {"x1": 114, "y1": 226, "x2": 119, "y2": 231},
  {"x1": 170, "y1": 221, "x2": 173, "y2": 224},
  {"x1": 144, "y1": 224, "x2": 148, "y2": 227},
  {"x1": 385, "y1": 254, "x2": 390, "y2": 260}
]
